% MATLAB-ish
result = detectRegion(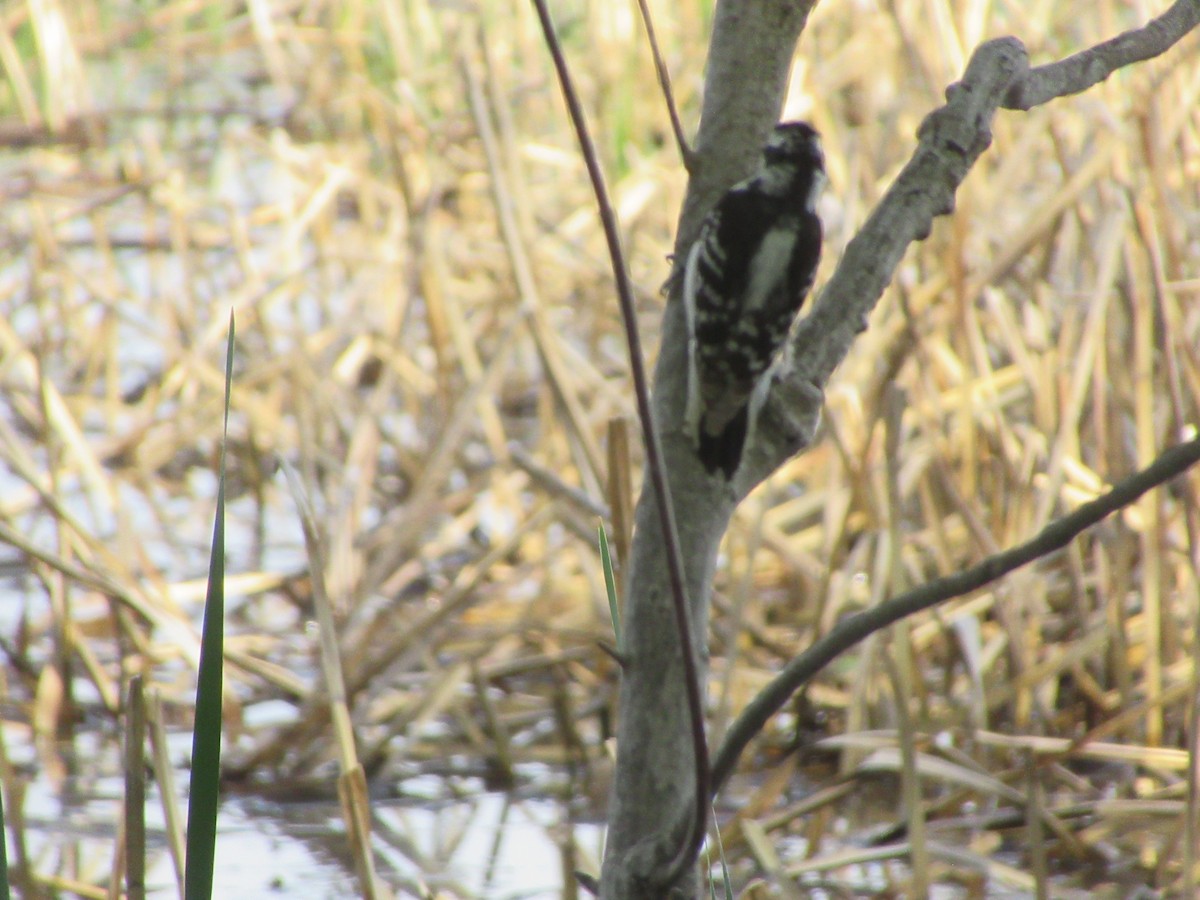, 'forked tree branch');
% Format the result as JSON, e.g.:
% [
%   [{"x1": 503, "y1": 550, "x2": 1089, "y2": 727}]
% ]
[
  {"x1": 747, "y1": 0, "x2": 1200, "y2": 490},
  {"x1": 672, "y1": 0, "x2": 820, "y2": 256}
]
